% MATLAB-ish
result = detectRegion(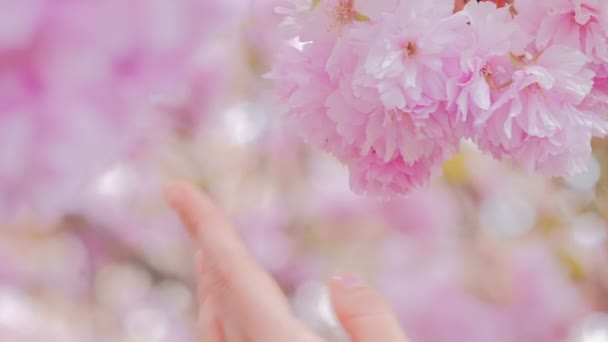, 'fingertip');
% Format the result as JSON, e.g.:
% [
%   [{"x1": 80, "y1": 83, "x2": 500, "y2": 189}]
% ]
[
  {"x1": 165, "y1": 181, "x2": 202, "y2": 239},
  {"x1": 329, "y1": 271, "x2": 407, "y2": 342},
  {"x1": 164, "y1": 181, "x2": 189, "y2": 209}
]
